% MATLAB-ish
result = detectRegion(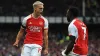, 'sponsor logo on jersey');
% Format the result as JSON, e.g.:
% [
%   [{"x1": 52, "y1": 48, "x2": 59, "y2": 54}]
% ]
[{"x1": 28, "y1": 26, "x2": 42, "y2": 32}]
